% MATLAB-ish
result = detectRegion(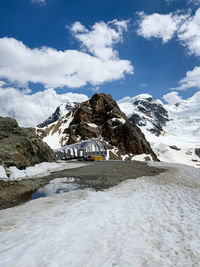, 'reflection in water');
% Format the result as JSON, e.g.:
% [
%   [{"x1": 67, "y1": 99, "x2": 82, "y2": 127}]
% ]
[{"x1": 31, "y1": 177, "x2": 81, "y2": 200}]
